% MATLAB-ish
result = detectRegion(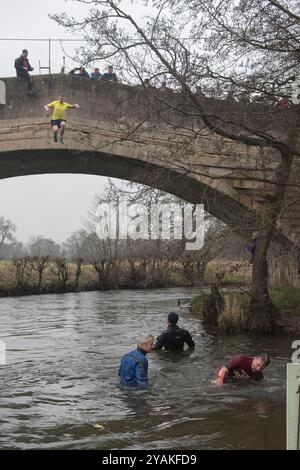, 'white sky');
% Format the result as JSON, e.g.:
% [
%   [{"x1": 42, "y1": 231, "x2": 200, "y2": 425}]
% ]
[{"x1": 0, "y1": 0, "x2": 129, "y2": 243}]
